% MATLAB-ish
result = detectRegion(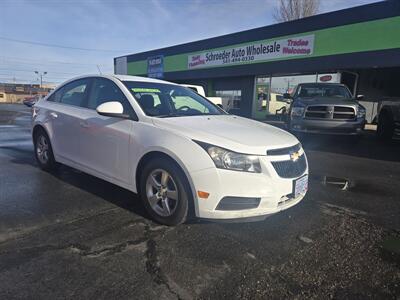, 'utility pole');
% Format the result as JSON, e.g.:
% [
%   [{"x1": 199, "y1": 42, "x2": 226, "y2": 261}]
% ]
[
  {"x1": 284, "y1": 78, "x2": 292, "y2": 93},
  {"x1": 34, "y1": 71, "x2": 47, "y2": 88}
]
